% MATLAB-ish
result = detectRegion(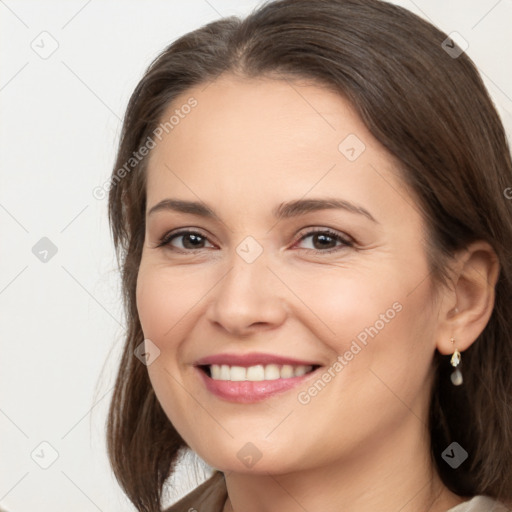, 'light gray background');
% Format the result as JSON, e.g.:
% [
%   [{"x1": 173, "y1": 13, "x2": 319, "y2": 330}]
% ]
[{"x1": 1, "y1": 1, "x2": 511, "y2": 510}]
